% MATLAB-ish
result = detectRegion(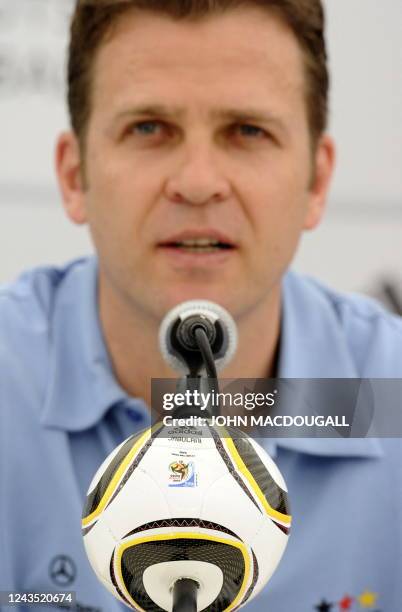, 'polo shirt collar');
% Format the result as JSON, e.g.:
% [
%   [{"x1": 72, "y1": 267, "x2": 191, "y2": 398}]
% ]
[
  {"x1": 40, "y1": 257, "x2": 149, "y2": 432},
  {"x1": 272, "y1": 271, "x2": 382, "y2": 458}
]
